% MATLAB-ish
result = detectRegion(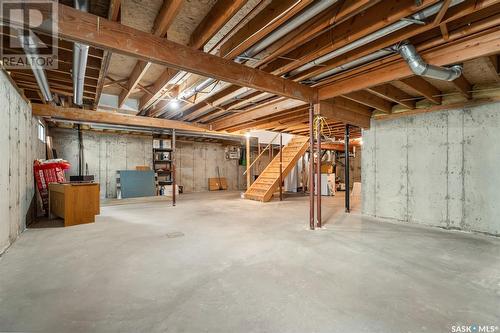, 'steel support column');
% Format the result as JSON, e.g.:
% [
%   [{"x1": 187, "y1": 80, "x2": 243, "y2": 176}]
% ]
[
  {"x1": 279, "y1": 132, "x2": 283, "y2": 201},
  {"x1": 172, "y1": 129, "x2": 176, "y2": 207},
  {"x1": 316, "y1": 116, "x2": 322, "y2": 228},
  {"x1": 344, "y1": 124, "x2": 350, "y2": 213},
  {"x1": 308, "y1": 103, "x2": 315, "y2": 230}
]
